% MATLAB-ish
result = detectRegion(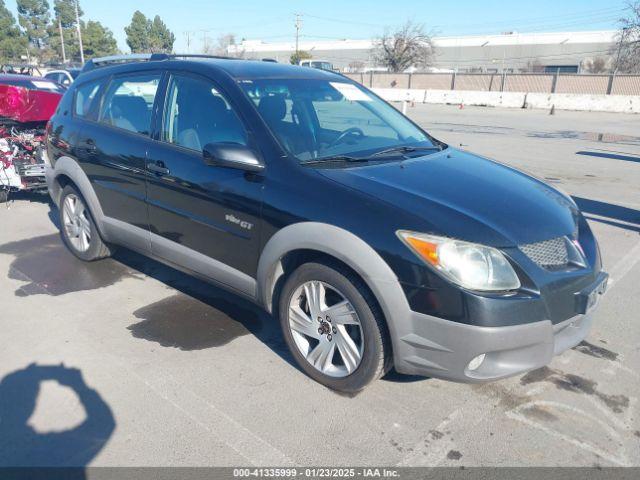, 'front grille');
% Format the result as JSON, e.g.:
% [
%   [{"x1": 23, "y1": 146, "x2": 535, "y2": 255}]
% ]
[{"x1": 520, "y1": 237, "x2": 569, "y2": 269}]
